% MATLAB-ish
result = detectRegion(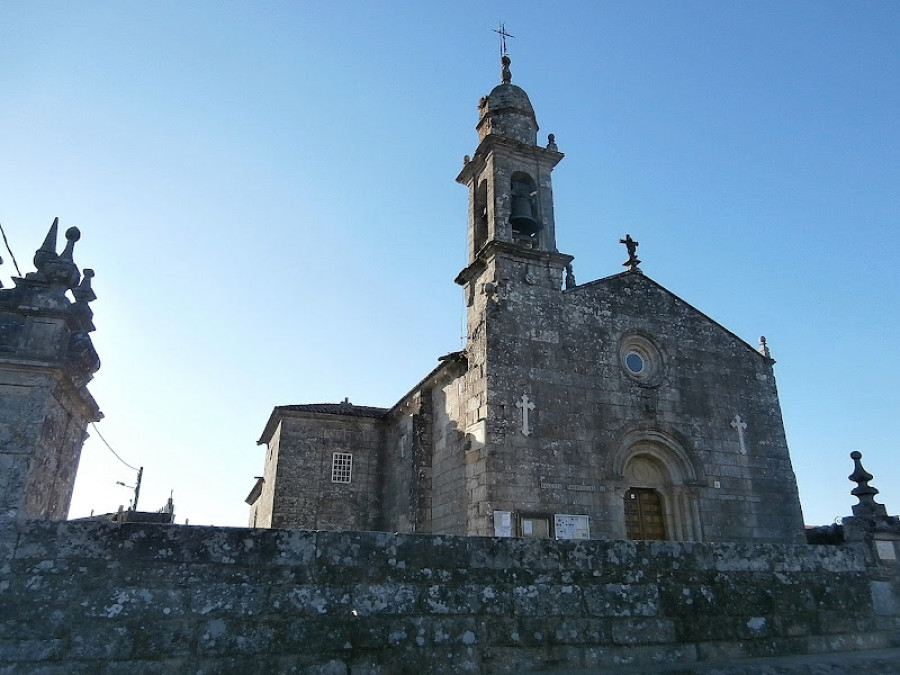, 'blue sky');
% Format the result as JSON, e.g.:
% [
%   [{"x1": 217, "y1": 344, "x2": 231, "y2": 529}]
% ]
[{"x1": 1, "y1": 2, "x2": 897, "y2": 527}]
